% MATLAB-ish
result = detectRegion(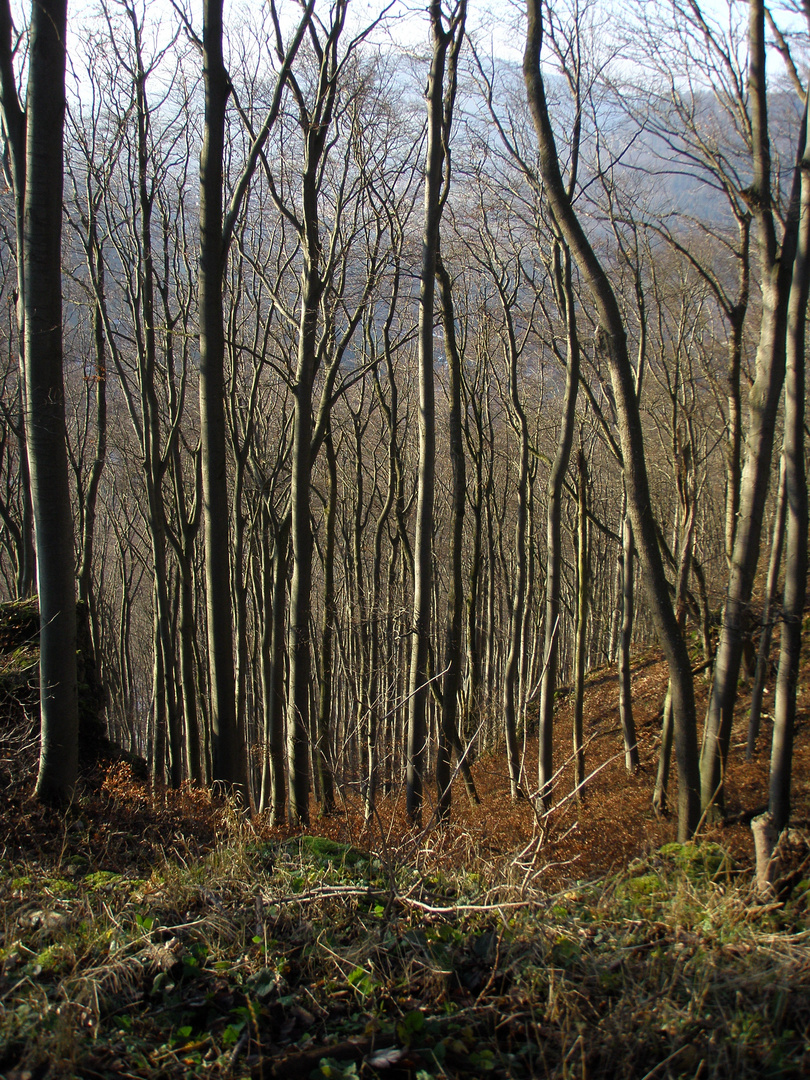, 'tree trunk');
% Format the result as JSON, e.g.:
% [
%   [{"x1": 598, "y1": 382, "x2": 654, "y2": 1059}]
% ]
[
  {"x1": 524, "y1": 0, "x2": 700, "y2": 839},
  {"x1": 769, "y1": 112, "x2": 810, "y2": 832},
  {"x1": 653, "y1": 432, "x2": 696, "y2": 815},
  {"x1": 17, "y1": 0, "x2": 78, "y2": 805},
  {"x1": 260, "y1": 511, "x2": 289, "y2": 823},
  {"x1": 436, "y1": 256, "x2": 477, "y2": 819},
  {"x1": 406, "y1": 0, "x2": 466, "y2": 823},
  {"x1": 317, "y1": 426, "x2": 337, "y2": 816},
  {"x1": 572, "y1": 446, "x2": 588, "y2": 796},
  {"x1": 617, "y1": 511, "x2": 638, "y2": 774},
  {"x1": 699, "y1": 0, "x2": 805, "y2": 818},
  {"x1": 199, "y1": 0, "x2": 247, "y2": 800},
  {"x1": 538, "y1": 242, "x2": 580, "y2": 806},
  {"x1": 747, "y1": 454, "x2": 787, "y2": 758}
]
